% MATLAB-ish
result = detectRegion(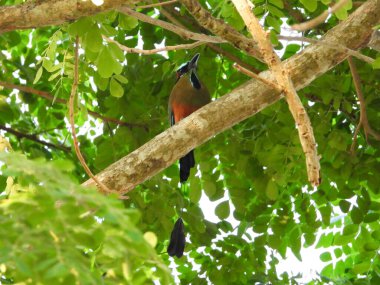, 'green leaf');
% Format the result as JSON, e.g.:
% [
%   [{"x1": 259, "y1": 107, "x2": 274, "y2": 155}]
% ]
[
  {"x1": 351, "y1": 207, "x2": 363, "y2": 224},
  {"x1": 110, "y1": 78, "x2": 124, "y2": 98},
  {"x1": 320, "y1": 252, "x2": 332, "y2": 262},
  {"x1": 119, "y1": 14, "x2": 139, "y2": 30},
  {"x1": 269, "y1": 0, "x2": 284, "y2": 9},
  {"x1": 113, "y1": 74, "x2": 129, "y2": 84},
  {"x1": 83, "y1": 26, "x2": 103, "y2": 53},
  {"x1": 266, "y1": 179, "x2": 278, "y2": 200},
  {"x1": 373, "y1": 57, "x2": 380, "y2": 69},
  {"x1": 339, "y1": 200, "x2": 351, "y2": 213},
  {"x1": 33, "y1": 66, "x2": 43, "y2": 84},
  {"x1": 215, "y1": 201, "x2": 230, "y2": 220},
  {"x1": 300, "y1": 0, "x2": 317, "y2": 12},
  {"x1": 203, "y1": 180, "x2": 216, "y2": 198},
  {"x1": 352, "y1": 262, "x2": 371, "y2": 274}
]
